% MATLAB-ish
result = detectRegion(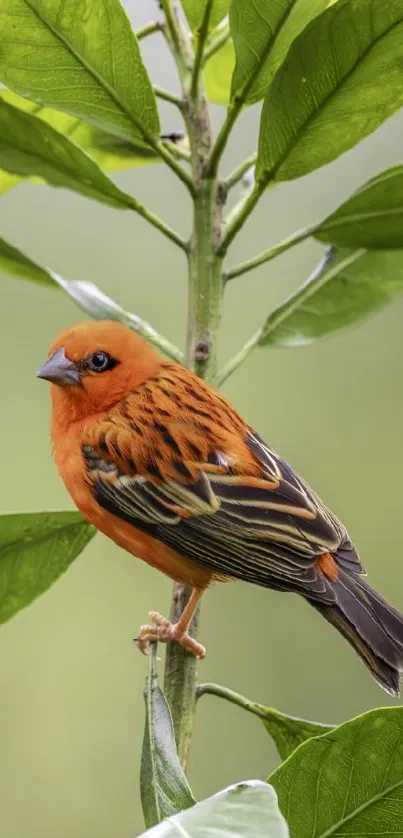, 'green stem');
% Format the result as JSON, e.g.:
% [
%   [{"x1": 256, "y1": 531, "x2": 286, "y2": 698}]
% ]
[
  {"x1": 196, "y1": 682, "x2": 270, "y2": 721},
  {"x1": 217, "y1": 181, "x2": 265, "y2": 257},
  {"x1": 163, "y1": 47, "x2": 223, "y2": 770},
  {"x1": 137, "y1": 21, "x2": 162, "y2": 40},
  {"x1": 190, "y1": 0, "x2": 214, "y2": 100},
  {"x1": 154, "y1": 86, "x2": 183, "y2": 108},
  {"x1": 217, "y1": 329, "x2": 262, "y2": 385},
  {"x1": 225, "y1": 154, "x2": 257, "y2": 191},
  {"x1": 127, "y1": 197, "x2": 187, "y2": 251},
  {"x1": 225, "y1": 224, "x2": 317, "y2": 280},
  {"x1": 203, "y1": 25, "x2": 230, "y2": 64}
]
